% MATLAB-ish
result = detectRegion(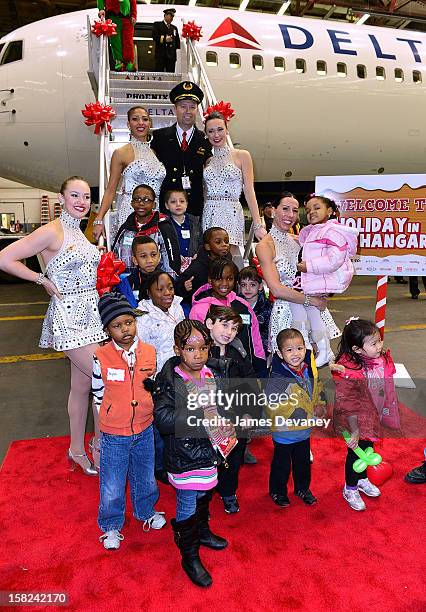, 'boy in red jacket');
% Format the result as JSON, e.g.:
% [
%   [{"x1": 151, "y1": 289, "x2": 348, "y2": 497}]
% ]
[{"x1": 93, "y1": 293, "x2": 165, "y2": 549}]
